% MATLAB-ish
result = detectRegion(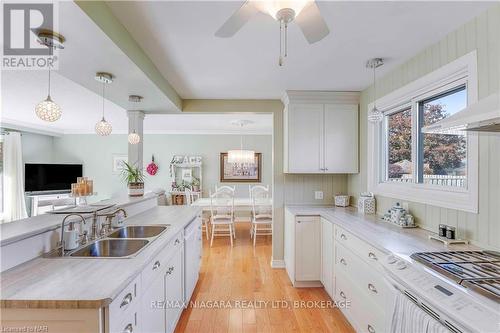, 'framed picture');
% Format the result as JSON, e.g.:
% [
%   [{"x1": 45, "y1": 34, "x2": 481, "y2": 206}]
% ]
[
  {"x1": 112, "y1": 154, "x2": 128, "y2": 174},
  {"x1": 220, "y1": 153, "x2": 262, "y2": 183}
]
